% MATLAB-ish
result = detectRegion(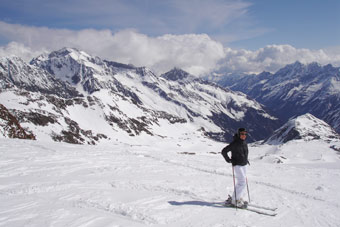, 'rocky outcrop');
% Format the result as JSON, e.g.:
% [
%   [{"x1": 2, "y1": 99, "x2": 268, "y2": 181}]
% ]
[{"x1": 0, "y1": 104, "x2": 35, "y2": 140}]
